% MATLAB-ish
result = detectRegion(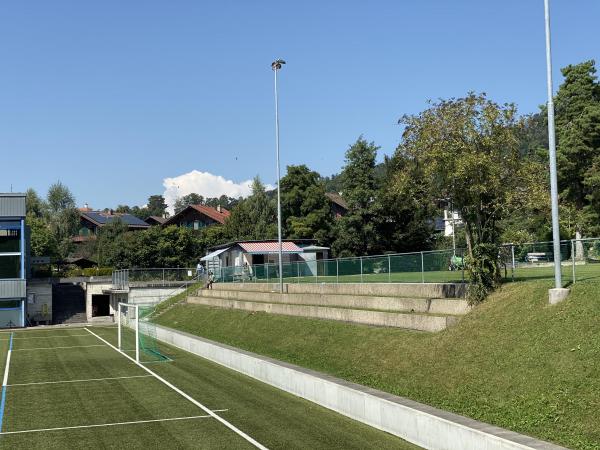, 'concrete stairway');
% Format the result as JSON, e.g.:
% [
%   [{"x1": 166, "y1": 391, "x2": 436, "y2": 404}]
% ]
[
  {"x1": 187, "y1": 282, "x2": 470, "y2": 332},
  {"x1": 62, "y1": 312, "x2": 88, "y2": 324},
  {"x1": 52, "y1": 283, "x2": 86, "y2": 325}
]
